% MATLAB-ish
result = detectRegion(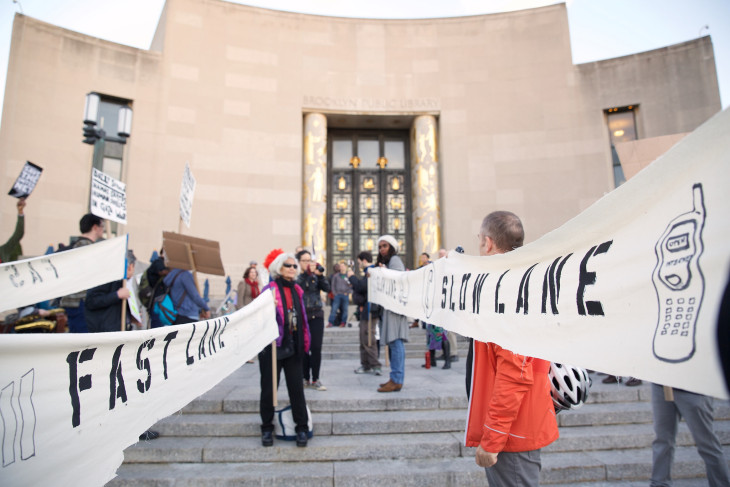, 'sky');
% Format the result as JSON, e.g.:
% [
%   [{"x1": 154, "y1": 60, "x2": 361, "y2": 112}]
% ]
[{"x1": 0, "y1": 0, "x2": 728, "y2": 130}]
